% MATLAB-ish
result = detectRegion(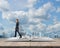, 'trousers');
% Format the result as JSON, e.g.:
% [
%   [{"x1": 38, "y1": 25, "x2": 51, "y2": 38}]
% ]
[{"x1": 15, "y1": 30, "x2": 22, "y2": 38}]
